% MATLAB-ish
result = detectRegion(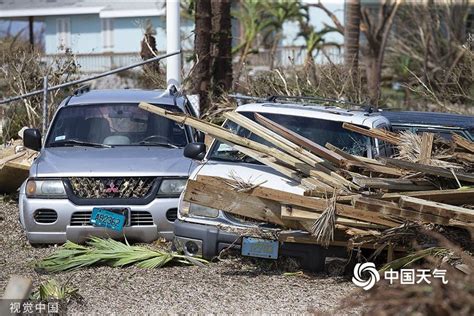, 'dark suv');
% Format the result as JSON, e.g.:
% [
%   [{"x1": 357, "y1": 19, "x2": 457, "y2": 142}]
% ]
[{"x1": 381, "y1": 111, "x2": 474, "y2": 141}]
